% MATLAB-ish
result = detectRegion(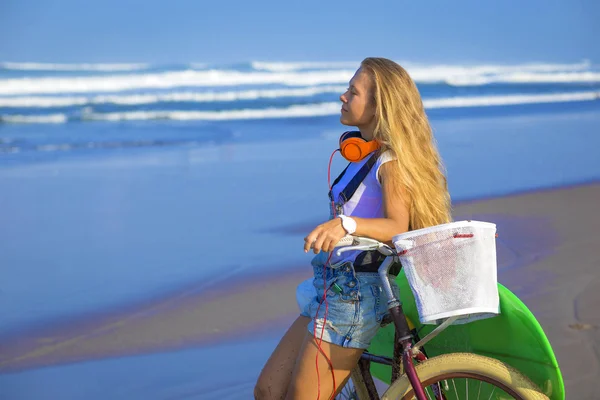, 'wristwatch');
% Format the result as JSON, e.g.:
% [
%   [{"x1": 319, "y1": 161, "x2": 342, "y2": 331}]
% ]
[{"x1": 338, "y1": 215, "x2": 357, "y2": 235}]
